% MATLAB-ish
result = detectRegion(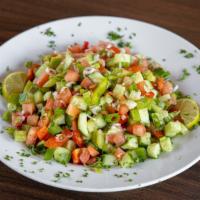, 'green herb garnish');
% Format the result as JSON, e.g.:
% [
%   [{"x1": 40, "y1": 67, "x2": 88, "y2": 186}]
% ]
[
  {"x1": 117, "y1": 40, "x2": 132, "y2": 48},
  {"x1": 42, "y1": 27, "x2": 56, "y2": 37},
  {"x1": 179, "y1": 49, "x2": 194, "y2": 58},
  {"x1": 4, "y1": 155, "x2": 13, "y2": 161},
  {"x1": 24, "y1": 61, "x2": 33, "y2": 68},
  {"x1": 107, "y1": 31, "x2": 123, "y2": 41},
  {"x1": 179, "y1": 69, "x2": 190, "y2": 81},
  {"x1": 184, "y1": 53, "x2": 194, "y2": 58},
  {"x1": 48, "y1": 40, "x2": 56, "y2": 49}
]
